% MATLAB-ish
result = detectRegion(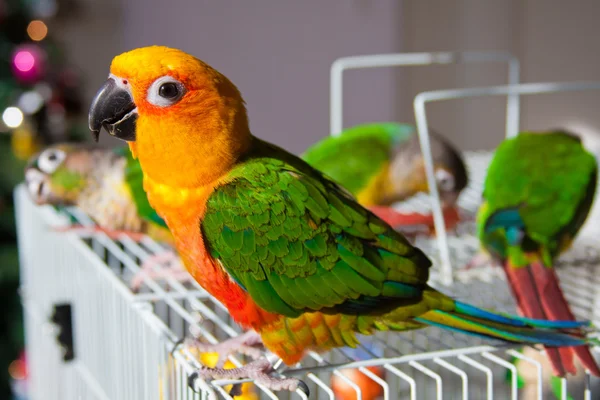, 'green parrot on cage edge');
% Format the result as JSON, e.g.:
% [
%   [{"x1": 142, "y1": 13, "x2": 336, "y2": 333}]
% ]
[
  {"x1": 301, "y1": 123, "x2": 468, "y2": 235},
  {"x1": 23, "y1": 143, "x2": 192, "y2": 290},
  {"x1": 476, "y1": 130, "x2": 600, "y2": 377},
  {"x1": 88, "y1": 46, "x2": 599, "y2": 394}
]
